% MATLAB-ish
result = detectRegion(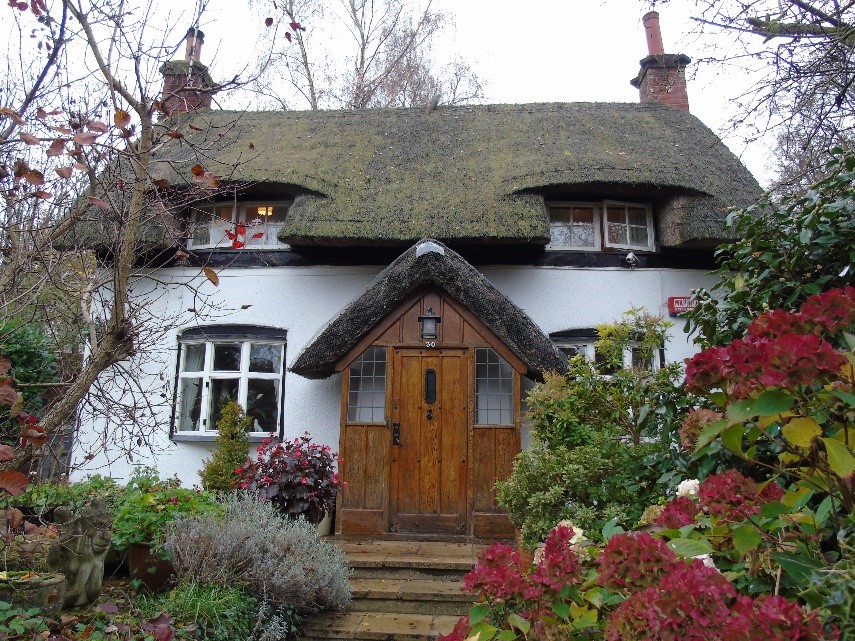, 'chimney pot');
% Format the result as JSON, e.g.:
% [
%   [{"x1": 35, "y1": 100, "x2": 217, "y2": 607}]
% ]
[
  {"x1": 642, "y1": 11, "x2": 664, "y2": 55},
  {"x1": 184, "y1": 27, "x2": 205, "y2": 62}
]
